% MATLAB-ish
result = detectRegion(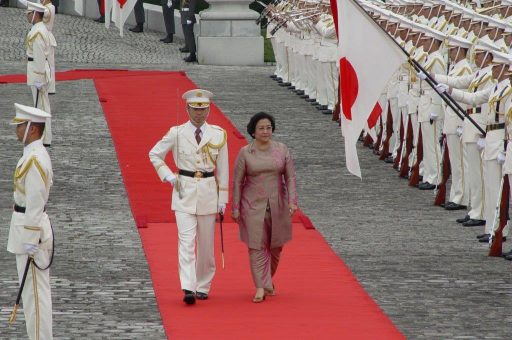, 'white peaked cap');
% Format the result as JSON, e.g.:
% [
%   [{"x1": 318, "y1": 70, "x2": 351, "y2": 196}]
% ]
[
  {"x1": 447, "y1": 35, "x2": 473, "y2": 49},
  {"x1": 11, "y1": 103, "x2": 51, "y2": 125},
  {"x1": 182, "y1": 89, "x2": 214, "y2": 108},
  {"x1": 491, "y1": 50, "x2": 512, "y2": 64},
  {"x1": 26, "y1": 2, "x2": 46, "y2": 12}
]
